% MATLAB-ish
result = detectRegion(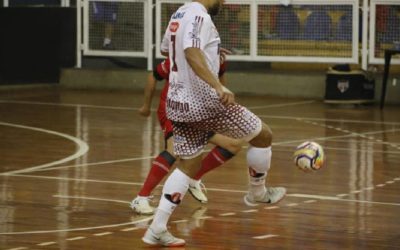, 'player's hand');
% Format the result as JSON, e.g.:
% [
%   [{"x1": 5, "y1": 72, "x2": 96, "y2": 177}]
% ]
[
  {"x1": 220, "y1": 47, "x2": 232, "y2": 64},
  {"x1": 138, "y1": 106, "x2": 151, "y2": 117},
  {"x1": 216, "y1": 85, "x2": 235, "y2": 106}
]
